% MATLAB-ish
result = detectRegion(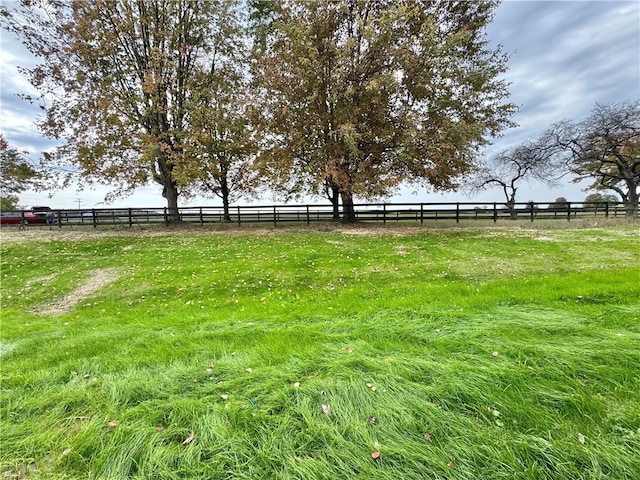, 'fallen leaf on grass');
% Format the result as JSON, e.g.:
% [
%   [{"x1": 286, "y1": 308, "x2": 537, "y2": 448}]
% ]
[
  {"x1": 368, "y1": 415, "x2": 377, "y2": 425},
  {"x1": 447, "y1": 461, "x2": 456, "y2": 468},
  {"x1": 423, "y1": 433, "x2": 432, "y2": 442},
  {"x1": 293, "y1": 382, "x2": 300, "y2": 388},
  {"x1": 156, "y1": 427, "x2": 164, "y2": 432},
  {"x1": 347, "y1": 348, "x2": 354, "y2": 354},
  {"x1": 107, "y1": 421, "x2": 117, "y2": 429},
  {"x1": 371, "y1": 451, "x2": 380, "y2": 460},
  {"x1": 578, "y1": 432, "x2": 586, "y2": 445},
  {"x1": 183, "y1": 432, "x2": 195, "y2": 445},
  {"x1": 492, "y1": 351, "x2": 499, "y2": 357},
  {"x1": 221, "y1": 394, "x2": 229, "y2": 400},
  {"x1": 322, "y1": 404, "x2": 331, "y2": 415},
  {"x1": 245, "y1": 367, "x2": 253, "y2": 373}
]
